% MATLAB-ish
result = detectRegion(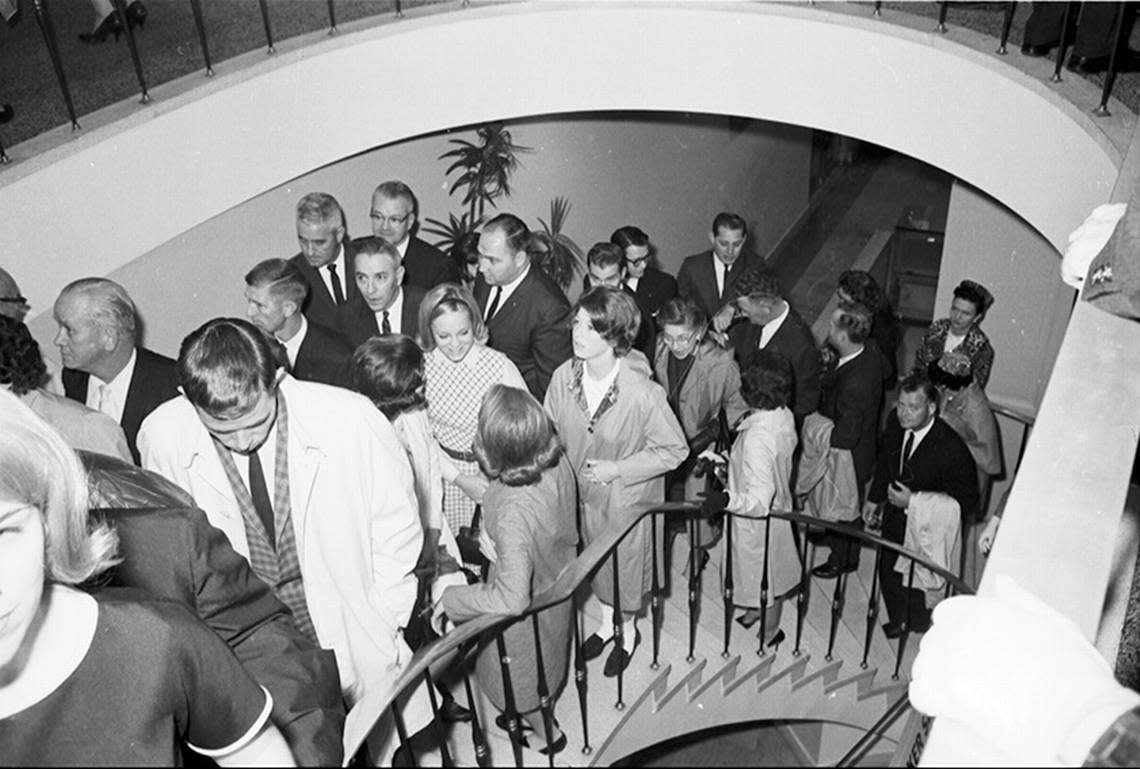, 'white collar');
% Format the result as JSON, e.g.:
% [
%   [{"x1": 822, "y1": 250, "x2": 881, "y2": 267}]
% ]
[
  {"x1": 280, "y1": 315, "x2": 308, "y2": 367},
  {"x1": 837, "y1": 345, "x2": 864, "y2": 368},
  {"x1": 393, "y1": 235, "x2": 411, "y2": 259},
  {"x1": 758, "y1": 302, "x2": 790, "y2": 349},
  {"x1": 494, "y1": 263, "x2": 531, "y2": 307},
  {"x1": 375, "y1": 287, "x2": 405, "y2": 330}
]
